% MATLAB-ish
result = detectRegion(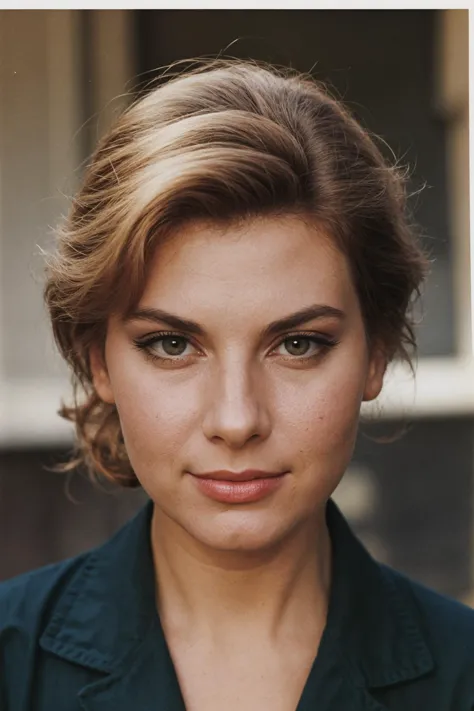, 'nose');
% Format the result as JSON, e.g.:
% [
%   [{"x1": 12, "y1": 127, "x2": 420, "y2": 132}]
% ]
[{"x1": 201, "y1": 359, "x2": 272, "y2": 449}]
